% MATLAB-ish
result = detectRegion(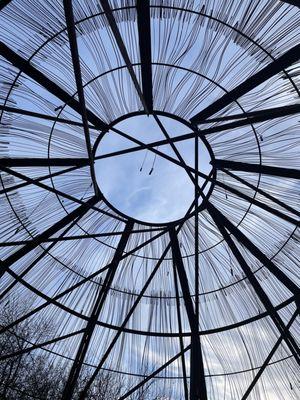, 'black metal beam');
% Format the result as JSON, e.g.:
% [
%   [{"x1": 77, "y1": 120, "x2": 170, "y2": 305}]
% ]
[
  {"x1": 94, "y1": 132, "x2": 198, "y2": 160},
  {"x1": 0, "y1": 328, "x2": 85, "y2": 361},
  {"x1": 280, "y1": 0, "x2": 300, "y2": 7},
  {"x1": 194, "y1": 133, "x2": 200, "y2": 323},
  {"x1": 4, "y1": 104, "x2": 299, "y2": 142},
  {"x1": 213, "y1": 160, "x2": 300, "y2": 180},
  {"x1": 190, "y1": 43, "x2": 300, "y2": 124},
  {"x1": 0, "y1": 43, "x2": 191, "y2": 177},
  {"x1": 63, "y1": 0, "x2": 99, "y2": 196},
  {"x1": 0, "y1": 41, "x2": 108, "y2": 130},
  {"x1": 214, "y1": 177, "x2": 298, "y2": 226},
  {"x1": 0, "y1": 211, "x2": 87, "y2": 302},
  {"x1": 99, "y1": 137, "x2": 298, "y2": 226},
  {"x1": 62, "y1": 220, "x2": 134, "y2": 400},
  {"x1": 119, "y1": 344, "x2": 191, "y2": 400},
  {"x1": 0, "y1": 195, "x2": 99, "y2": 279},
  {"x1": 173, "y1": 260, "x2": 189, "y2": 400},
  {"x1": 152, "y1": 114, "x2": 203, "y2": 195},
  {"x1": 78, "y1": 238, "x2": 173, "y2": 399},
  {"x1": 202, "y1": 103, "x2": 300, "y2": 124},
  {"x1": 0, "y1": 165, "x2": 83, "y2": 195},
  {"x1": 91, "y1": 118, "x2": 300, "y2": 226},
  {"x1": 197, "y1": 107, "x2": 300, "y2": 135},
  {"x1": 0, "y1": 43, "x2": 186, "y2": 165},
  {"x1": 0, "y1": 105, "x2": 95, "y2": 128},
  {"x1": 100, "y1": 0, "x2": 148, "y2": 112},
  {"x1": 77, "y1": 204, "x2": 201, "y2": 399},
  {"x1": 0, "y1": 165, "x2": 122, "y2": 220},
  {"x1": 0, "y1": 158, "x2": 89, "y2": 167},
  {"x1": 0, "y1": 227, "x2": 163, "y2": 247},
  {"x1": 109, "y1": 125, "x2": 205, "y2": 179},
  {"x1": 0, "y1": 42, "x2": 193, "y2": 174},
  {"x1": 170, "y1": 228, "x2": 207, "y2": 400},
  {"x1": 206, "y1": 202, "x2": 300, "y2": 298},
  {"x1": 136, "y1": 0, "x2": 153, "y2": 112},
  {"x1": 95, "y1": 101, "x2": 300, "y2": 155},
  {"x1": 93, "y1": 124, "x2": 242, "y2": 160},
  {"x1": 220, "y1": 168, "x2": 300, "y2": 218},
  {"x1": 208, "y1": 209, "x2": 300, "y2": 365},
  {"x1": 0, "y1": 0, "x2": 12, "y2": 11},
  {"x1": 0, "y1": 229, "x2": 167, "y2": 338},
  {"x1": 242, "y1": 310, "x2": 298, "y2": 399}
]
